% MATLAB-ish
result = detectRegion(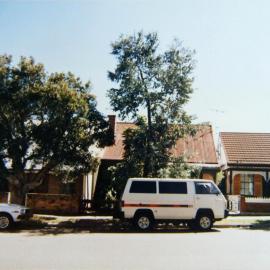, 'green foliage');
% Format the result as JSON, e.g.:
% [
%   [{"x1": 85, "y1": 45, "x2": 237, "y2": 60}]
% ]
[
  {"x1": 215, "y1": 171, "x2": 226, "y2": 195},
  {"x1": 216, "y1": 170, "x2": 225, "y2": 185},
  {"x1": 108, "y1": 32, "x2": 195, "y2": 122},
  {"x1": 105, "y1": 32, "x2": 196, "y2": 202},
  {"x1": 158, "y1": 157, "x2": 201, "y2": 179},
  {"x1": 0, "y1": 55, "x2": 113, "y2": 203},
  {"x1": 109, "y1": 155, "x2": 201, "y2": 202},
  {"x1": 108, "y1": 31, "x2": 196, "y2": 178}
]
